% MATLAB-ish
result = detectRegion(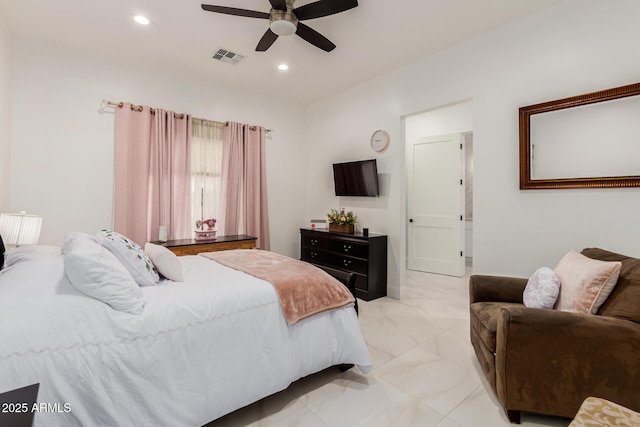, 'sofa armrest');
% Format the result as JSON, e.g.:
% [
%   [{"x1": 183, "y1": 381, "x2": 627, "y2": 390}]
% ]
[
  {"x1": 496, "y1": 307, "x2": 640, "y2": 418},
  {"x1": 469, "y1": 275, "x2": 527, "y2": 304}
]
